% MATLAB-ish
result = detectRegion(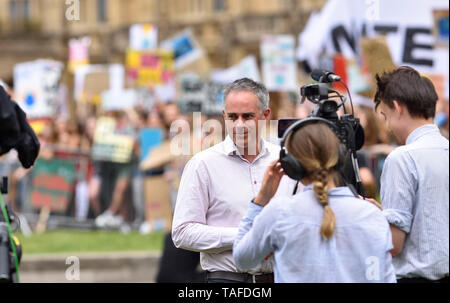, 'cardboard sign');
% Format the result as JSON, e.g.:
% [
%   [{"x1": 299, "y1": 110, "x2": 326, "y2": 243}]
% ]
[
  {"x1": 144, "y1": 175, "x2": 173, "y2": 232},
  {"x1": 13, "y1": 59, "x2": 63, "y2": 118},
  {"x1": 91, "y1": 117, "x2": 135, "y2": 163},
  {"x1": 261, "y1": 35, "x2": 298, "y2": 92},
  {"x1": 74, "y1": 64, "x2": 125, "y2": 104},
  {"x1": 29, "y1": 158, "x2": 76, "y2": 212}
]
